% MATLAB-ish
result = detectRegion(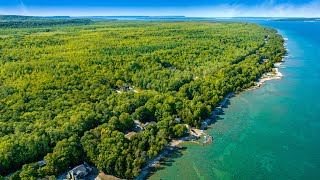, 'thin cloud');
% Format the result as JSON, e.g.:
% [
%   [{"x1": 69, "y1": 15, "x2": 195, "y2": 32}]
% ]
[
  {"x1": 194, "y1": 0, "x2": 320, "y2": 17},
  {"x1": 18, "y1": 0, "x2": 29, "y2": 15}
]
